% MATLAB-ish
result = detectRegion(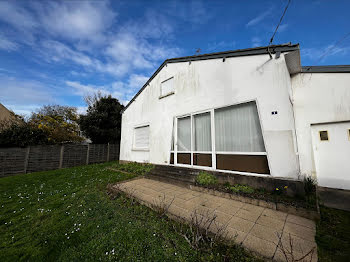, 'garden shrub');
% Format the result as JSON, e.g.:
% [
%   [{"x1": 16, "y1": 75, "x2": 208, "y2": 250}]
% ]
[{"x1": 196, "y1": 172, "x2": 218, "y2": 186}]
